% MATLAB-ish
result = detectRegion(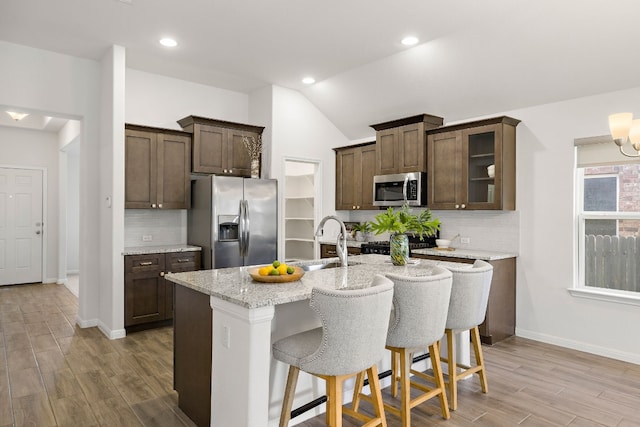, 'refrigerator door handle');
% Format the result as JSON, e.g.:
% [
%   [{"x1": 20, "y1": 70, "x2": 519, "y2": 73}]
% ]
[
  {"x1": 239, "y1": 200, "x2": 246, "y2": 256},
  {"x1": 243, "y1": 200, "x2": 250, "y2": 256}
]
